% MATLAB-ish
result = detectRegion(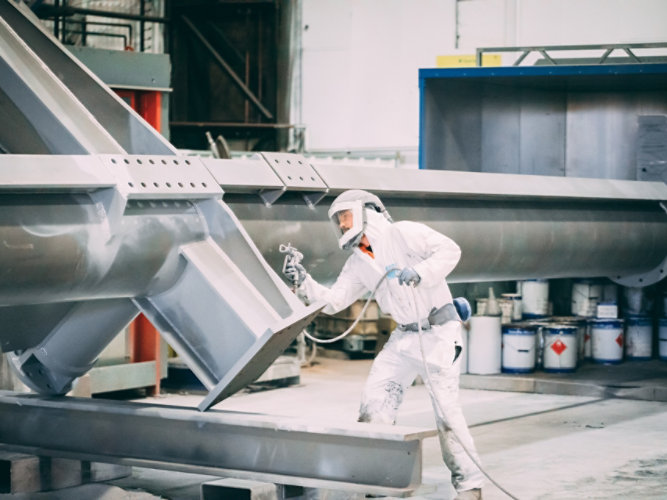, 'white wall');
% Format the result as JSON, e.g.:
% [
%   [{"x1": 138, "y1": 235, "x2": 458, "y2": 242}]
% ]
[{"x1": 300, "y1": 0, "x2": 667, "y2": 152}]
